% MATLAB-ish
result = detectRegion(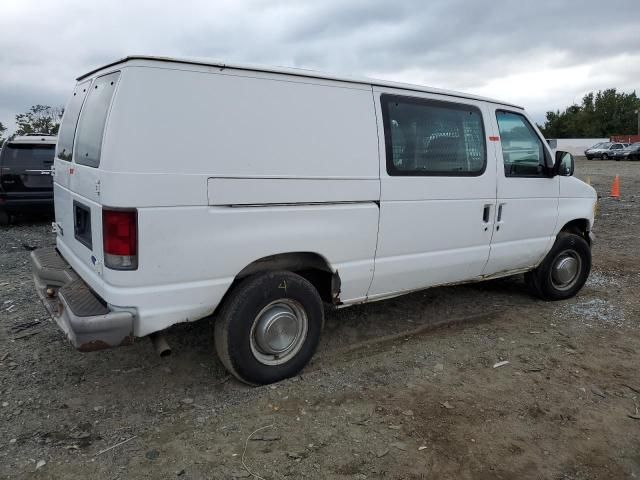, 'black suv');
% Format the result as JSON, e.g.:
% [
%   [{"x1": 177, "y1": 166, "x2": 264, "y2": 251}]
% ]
[{"x1": 0, "y1": 134, "x2": 56, "y2": 225}]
